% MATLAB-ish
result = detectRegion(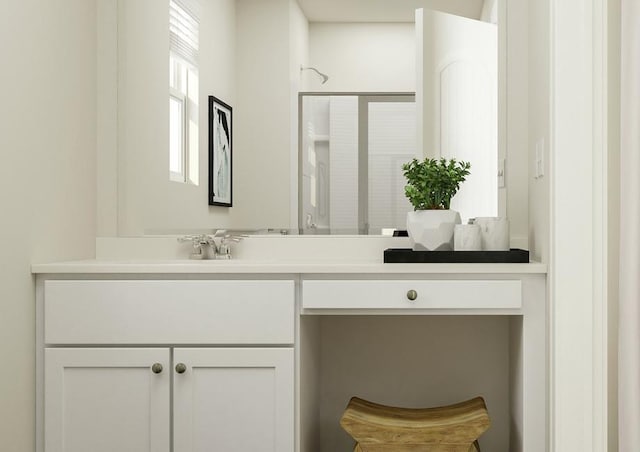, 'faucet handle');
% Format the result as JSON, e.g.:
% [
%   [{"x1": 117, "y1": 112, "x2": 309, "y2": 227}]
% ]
[
  {"x1": 178, "y1": 232, "x2": 246, "y2": 259},
  {"x1": 216, "y1": 234, "x2": 247, "y2": 259},
  {"x1": 177, "y1": 234, "x2": 215, "y2": 259}
]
